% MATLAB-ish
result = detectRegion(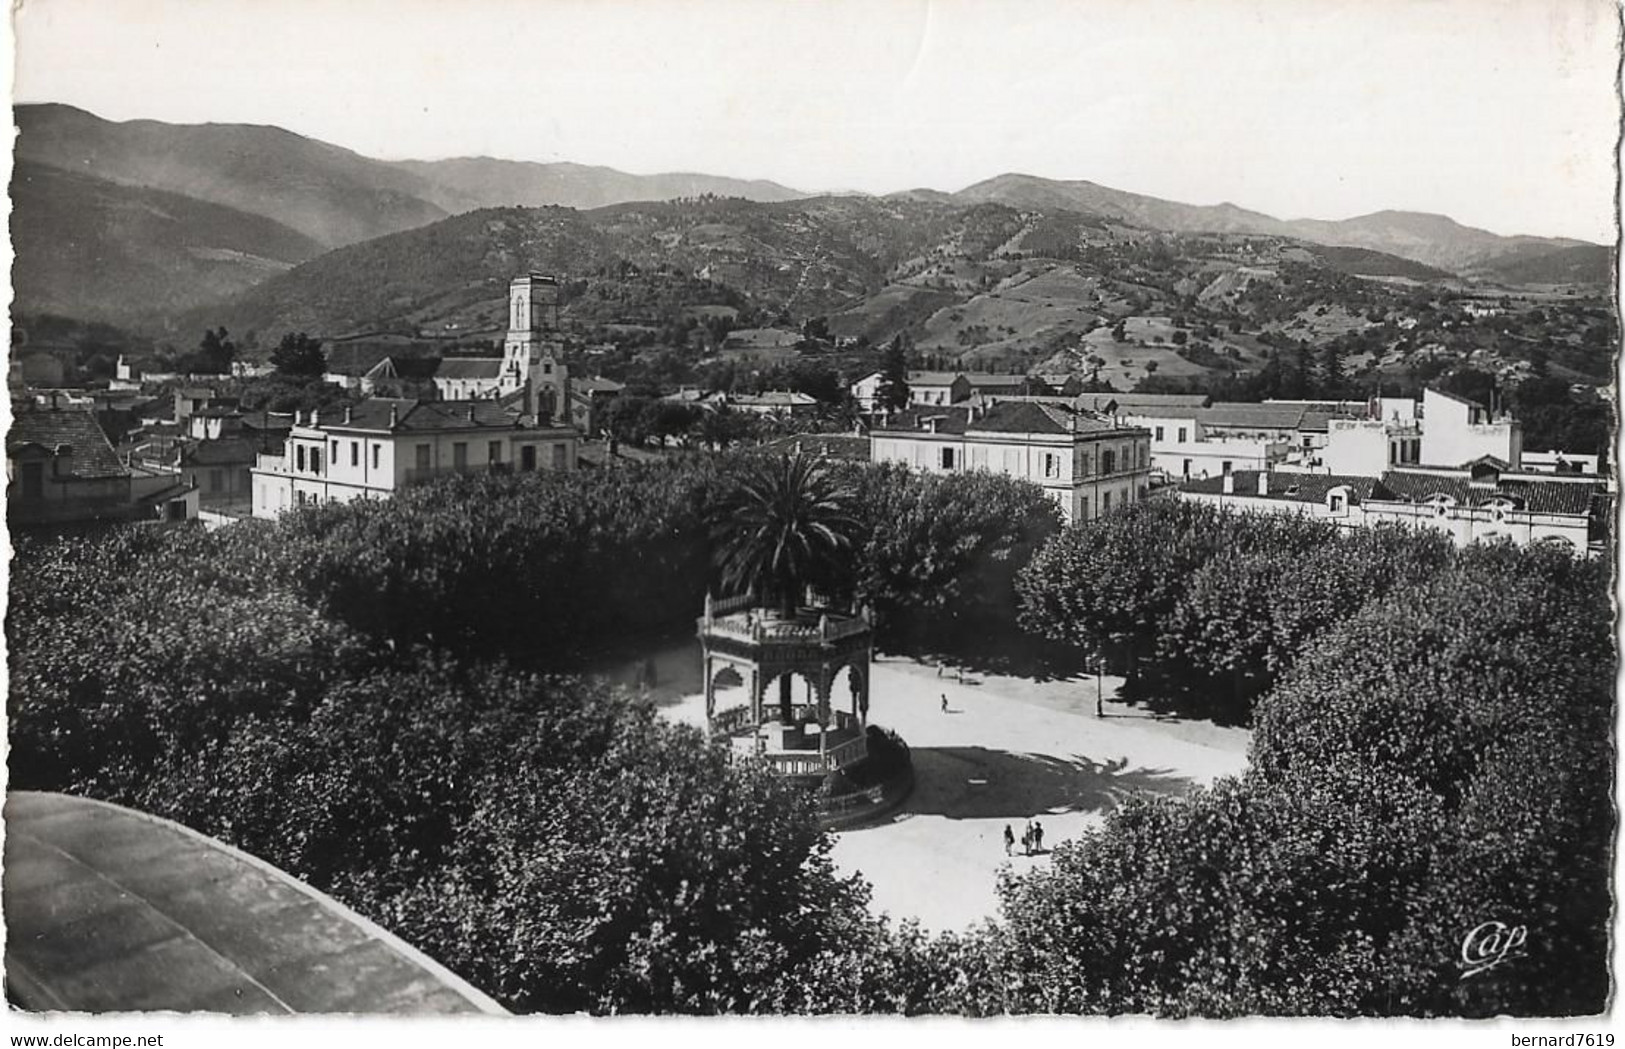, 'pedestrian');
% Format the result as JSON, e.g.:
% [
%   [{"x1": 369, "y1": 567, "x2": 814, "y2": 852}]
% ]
[
  {"x1": 1002, "y1": 824, "x2": 1014, "y2": 856},
  {"x1": 936, "y1": 663, "x2": 944, "y2": 678},
  {"x1": 1023, "y1": 820, "x2": 1034, "y2": 856},
  {"x1": 956, "y1": 667, "x2": 964, "y2": 684},
  {"x1": 940, "y1": 693, "x2": 948, "y2": 714},
  {"x1": 1033, "y1": 820, "x2": 1045, "y2": 853}
]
